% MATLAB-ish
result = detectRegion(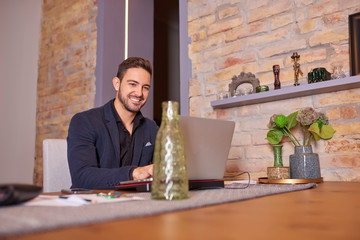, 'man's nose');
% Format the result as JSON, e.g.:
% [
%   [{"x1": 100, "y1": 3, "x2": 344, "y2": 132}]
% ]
[{"x1": 134, "y1": 86, "x2": 143, "y2": 96}]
